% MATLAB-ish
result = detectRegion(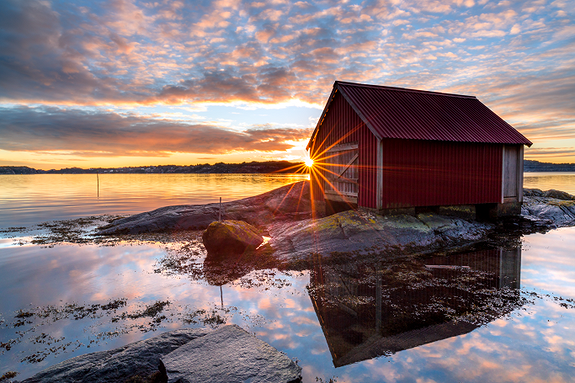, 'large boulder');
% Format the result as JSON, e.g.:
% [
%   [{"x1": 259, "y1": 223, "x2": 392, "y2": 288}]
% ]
[
  {"x1": 161, "y1": 325, "x2": 302, "y2": 383},
  {"x1": 202, "y1": 220, "x2": 263, "y2": 255}
]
